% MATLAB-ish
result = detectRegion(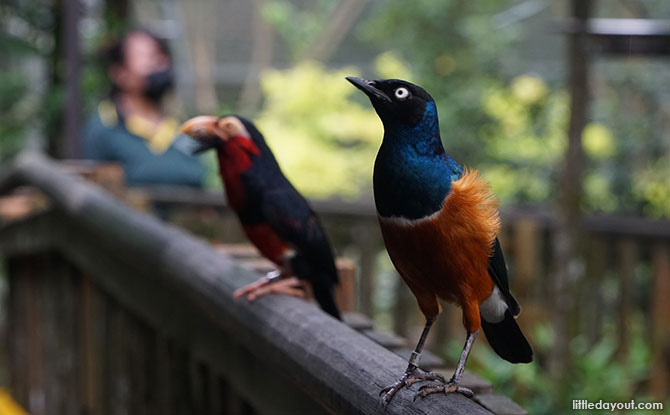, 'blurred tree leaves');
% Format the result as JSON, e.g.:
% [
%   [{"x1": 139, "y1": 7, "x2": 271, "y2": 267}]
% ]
[
  {"x1": 0, "y1": 0, "x2": 123, "y2": 160},
  {"x1": 465, "y1": 314, "x2": 658, "y2": 415},
  {"x1": 254, "y1": 61, "x2": 383, "y2": 198},
  {"x1": 360, "y1": 0, "x2": 522, "y2": 165},
  {"x1": 261, "y1": 0, "x2": 339, "y2": 61},
  {"x1": 633, "y1": 161, "x2": 670, "y2": 218},
  {"x1": 1, "y1": 0, "x2": 667, "y2": 217},
  {"x1": 480, "y1": 74, "x2": 567, "y2": 205},
  {"x1": 361, "y1": 1, "x2": 668, "y2": 218},
  {"x1": 0, "y1": 2, "x2": 52, "y2": 160}
]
